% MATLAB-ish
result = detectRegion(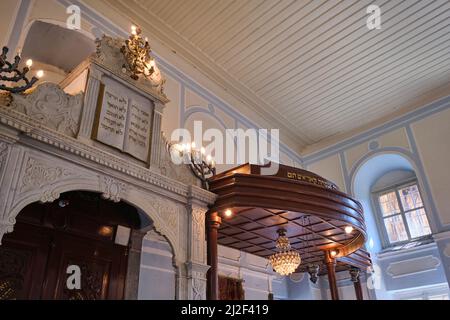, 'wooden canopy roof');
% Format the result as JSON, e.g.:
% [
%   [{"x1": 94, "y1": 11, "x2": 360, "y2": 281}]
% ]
[{"x1": 208, "y1": 163, "x2": 372, "y2": 274}]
